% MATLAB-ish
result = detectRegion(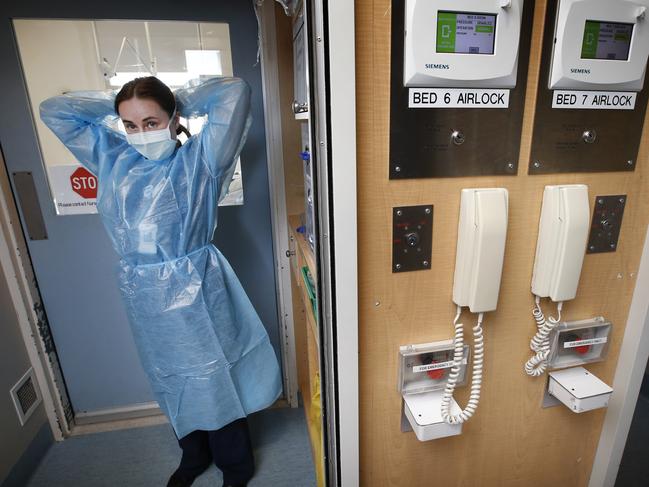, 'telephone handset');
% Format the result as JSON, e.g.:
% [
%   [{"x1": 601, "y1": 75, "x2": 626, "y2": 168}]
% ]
[
  {"x1": 531, "y1": 185, "x2": 590, "y2": 302},
  {"x1": 525, "y1": 185, "x2": 590, "y2": 376},
  {"x1": 442, "y1": 188, "x2": 509, "y2": 424},
  {"x1": 453, "y1": 188, "x2": 509, "y2": 313}
]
